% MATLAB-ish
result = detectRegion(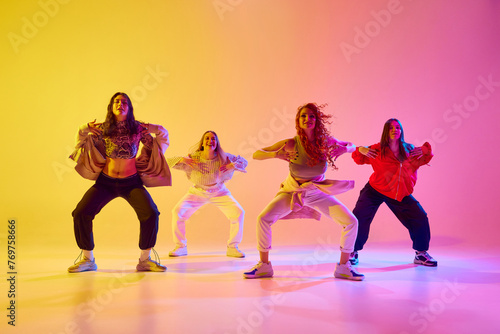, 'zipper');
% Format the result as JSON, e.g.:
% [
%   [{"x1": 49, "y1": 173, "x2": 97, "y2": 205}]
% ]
[{"x1": 395, "y1": 162, "x2": 402, "y2": 200}]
